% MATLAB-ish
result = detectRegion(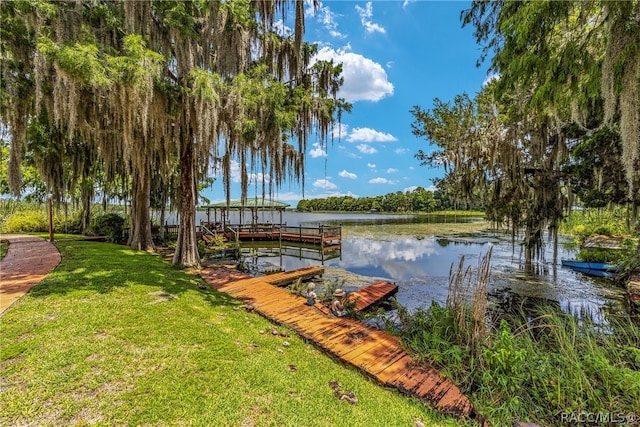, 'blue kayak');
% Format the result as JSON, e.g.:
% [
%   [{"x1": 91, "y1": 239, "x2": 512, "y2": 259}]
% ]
[{"x1": 561, "y1": 259, "x2": 618, "y2": 278}]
